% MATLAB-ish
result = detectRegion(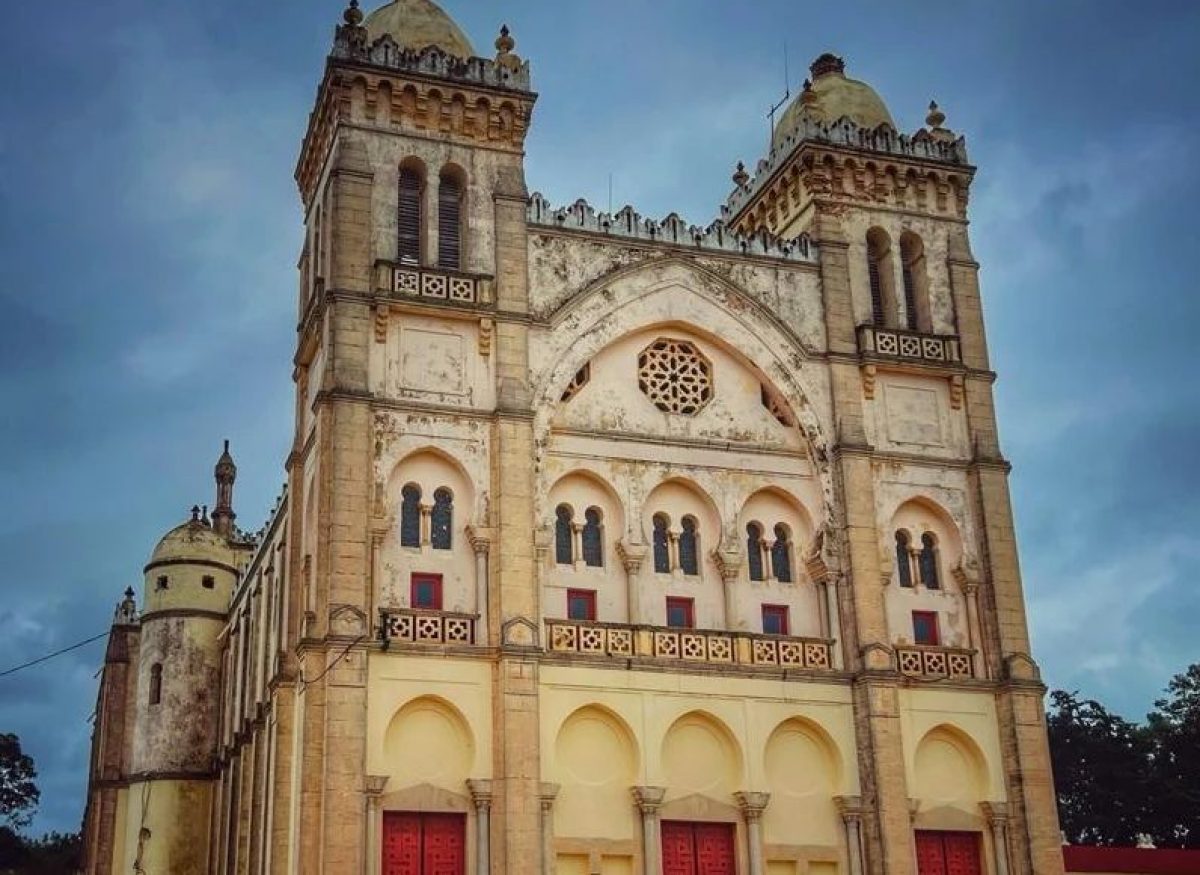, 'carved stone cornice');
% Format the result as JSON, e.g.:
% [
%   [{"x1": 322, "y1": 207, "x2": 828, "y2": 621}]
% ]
[
  {"x1": 712, "y1": 546, "x2": 743, "y2": 583},
  {"x1": 616, "y1": 539, "x2": 647, "y2": 575}
]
